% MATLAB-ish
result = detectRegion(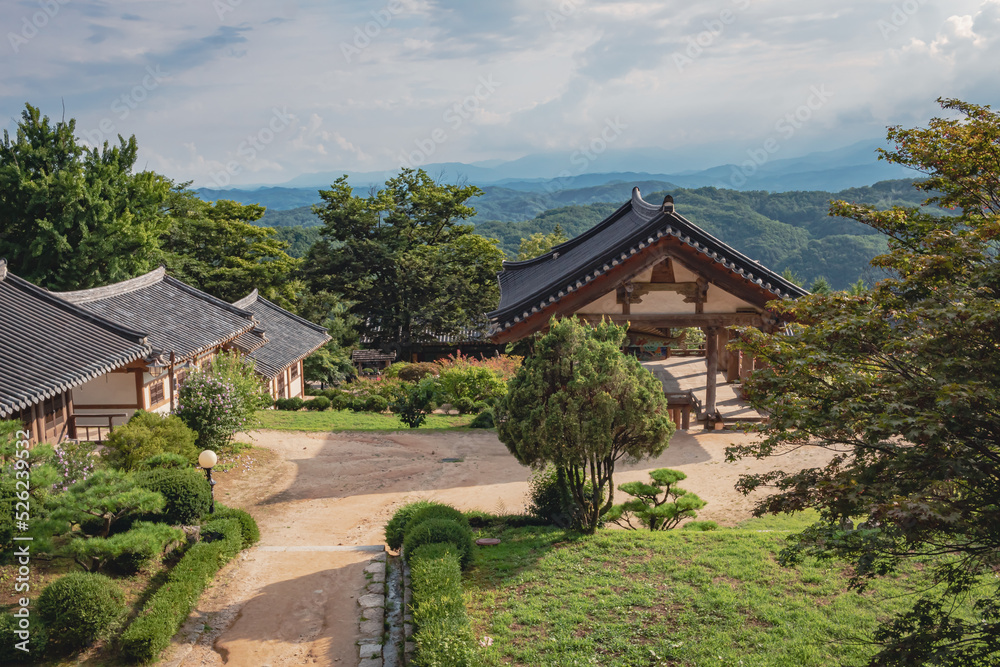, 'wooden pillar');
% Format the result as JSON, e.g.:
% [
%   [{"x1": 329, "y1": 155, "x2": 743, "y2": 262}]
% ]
[
  {"x1": 704, "y1": 327, "x2": 719, "y2": 425},
  {"x1": 717, "y1": 329, "x2": 730, "y2": 373},
  {"x1": 726, "y1": 339, "x2": 740, "y2": 383},
  {"x1": 32, "y1": 402, "x2": 44, "y2": 445},
  {"x1": 66, "y1": 391, "x2": 76, "y2": 440},
  {"x1": 740, "y1": 352, "x2": 754, "y2": 382}
]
